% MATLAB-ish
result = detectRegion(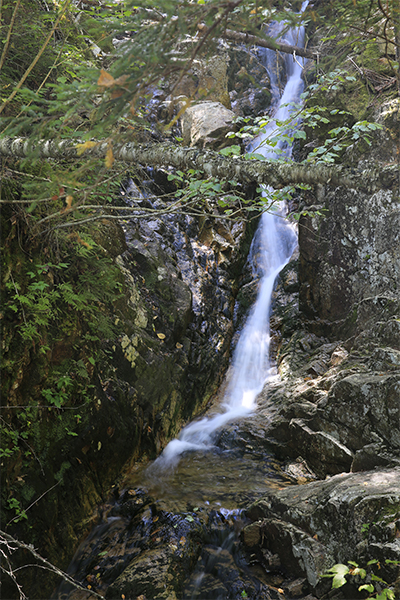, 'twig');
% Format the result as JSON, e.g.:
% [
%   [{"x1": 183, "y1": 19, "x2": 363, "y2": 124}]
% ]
[
  {"x1": 0, "y1": 530, "x2": 105, "y2": 600},
  {"x1": 9, "y1": 273, "x2": 27, "y2": 326},
  {"x1": 0, "y1": 416, "x2": 45, "y2": 479},
  {"x1": 6, "y1": 481, "x2": 60, "y2": 528},
  {"x1": 0, "y1": 0, "x2": 22, "y2": 72}
]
